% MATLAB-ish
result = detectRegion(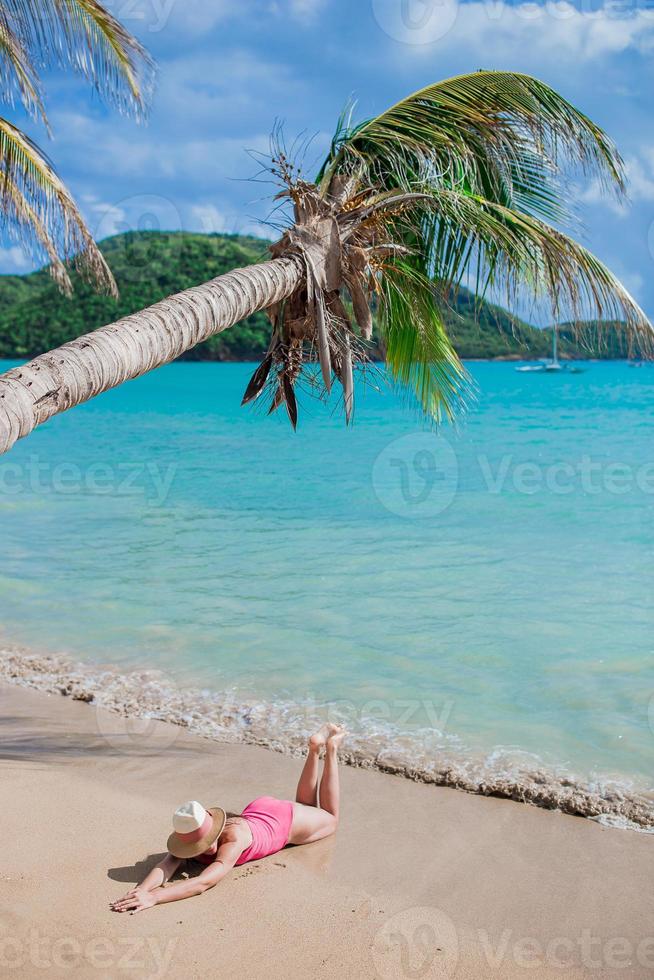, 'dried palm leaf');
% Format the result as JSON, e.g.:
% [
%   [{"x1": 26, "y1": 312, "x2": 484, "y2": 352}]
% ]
[
  {"x1": 242, "y1": 352, "x2": 274, "y2": 406},
  {"x1": 0, "y1": 117, "x2": 116, "y2": 294}
]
